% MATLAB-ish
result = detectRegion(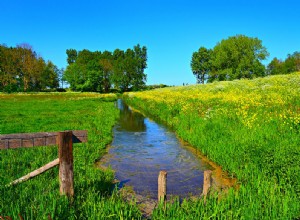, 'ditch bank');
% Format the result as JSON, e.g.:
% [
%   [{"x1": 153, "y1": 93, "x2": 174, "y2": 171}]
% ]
[{"x1": 98, "y1": 99, "x2": 237, "y2": 217}]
